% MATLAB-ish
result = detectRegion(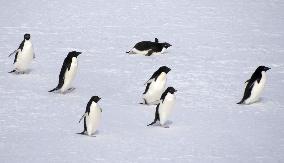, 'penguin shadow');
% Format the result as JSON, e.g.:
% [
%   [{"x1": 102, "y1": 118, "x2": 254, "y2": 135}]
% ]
[
  {"x1": 50, "y1": 88, "x2": 76, "y2": 95},
  {"x1": 163, "y1": 121, "x2": 173, "y2": 128},
  {"x1": 63, "y1": 87, "x2": 76, "y2": 94},
  {"x1": 236, "y1": 98, "x2": 264, "y2": 105},
  {"x1": 9, "y1": 69, "x2": 32, "y2": 75},
  {"x1": 148, "y1": 121, "x2": 173, "y2": 128}
]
